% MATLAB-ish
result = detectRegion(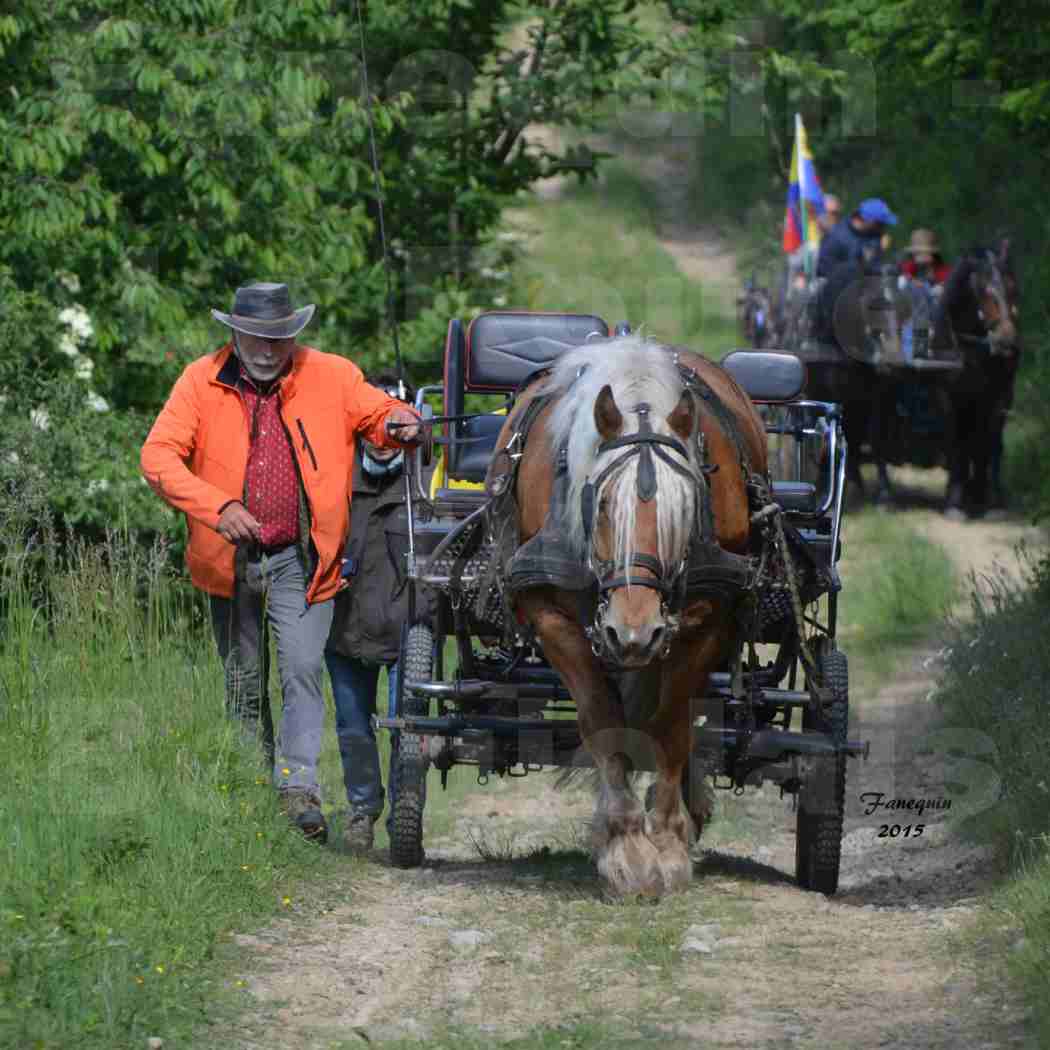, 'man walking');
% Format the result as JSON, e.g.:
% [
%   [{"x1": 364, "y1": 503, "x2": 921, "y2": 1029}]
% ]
[{"x1": 141, "y1": 283, "x2": 420, "y2": 842}]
